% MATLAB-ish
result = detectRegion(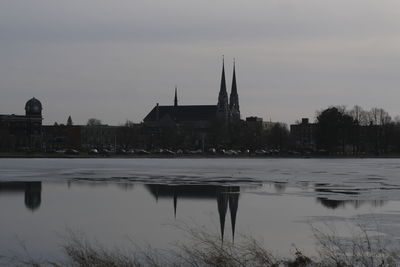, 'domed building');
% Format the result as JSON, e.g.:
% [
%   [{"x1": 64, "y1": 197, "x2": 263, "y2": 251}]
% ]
[
  {"x1": 25, "y1": 97, "x2": 43, "y2": 117},
  {"x1": 0, "y1": 97, "x2": 43, "y2": 151}
]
